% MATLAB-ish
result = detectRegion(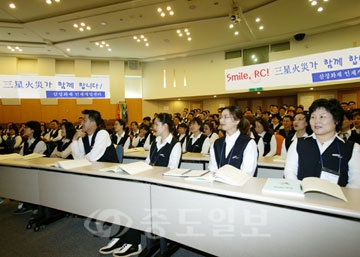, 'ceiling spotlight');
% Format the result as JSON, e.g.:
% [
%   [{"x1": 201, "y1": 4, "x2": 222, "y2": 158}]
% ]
[
  {"x1": 73, "y1": 22, "x2": 91, "y2": 32},
  {"x1": 9, "y1": 3, "x2": 16, "y2": 8},
  {"x1": 157, "y1": 5, "x2": 174, "y2": 17},
  {"x1": 46, "y1": 0, "x2": 60, "y2": 4}
]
